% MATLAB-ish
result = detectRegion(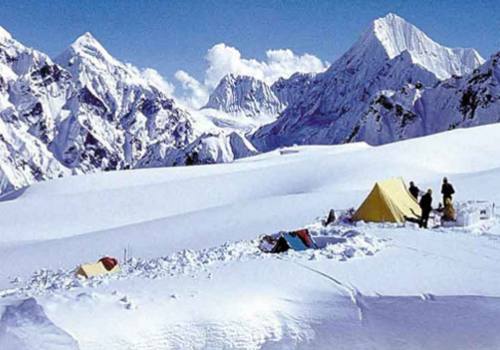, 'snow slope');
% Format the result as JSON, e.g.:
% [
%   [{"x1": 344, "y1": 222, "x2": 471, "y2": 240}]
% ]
[
  {"x1": 0, "y1": 298, "x2": 78, "y2": 350},
  {"x1": 1, "y1": 123, "x2": 500, "y2": 348}
]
